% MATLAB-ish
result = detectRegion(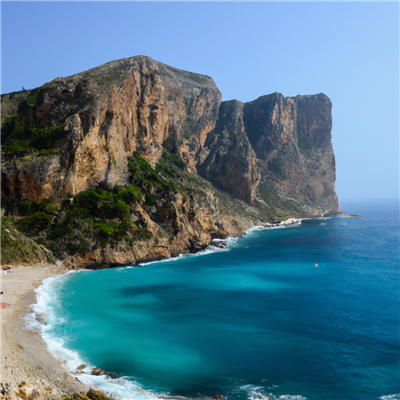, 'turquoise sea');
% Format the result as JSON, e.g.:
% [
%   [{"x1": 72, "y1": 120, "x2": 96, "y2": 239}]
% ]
[{"x1": 30, "y1": 199, "x2": 399, "y2": 400}]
